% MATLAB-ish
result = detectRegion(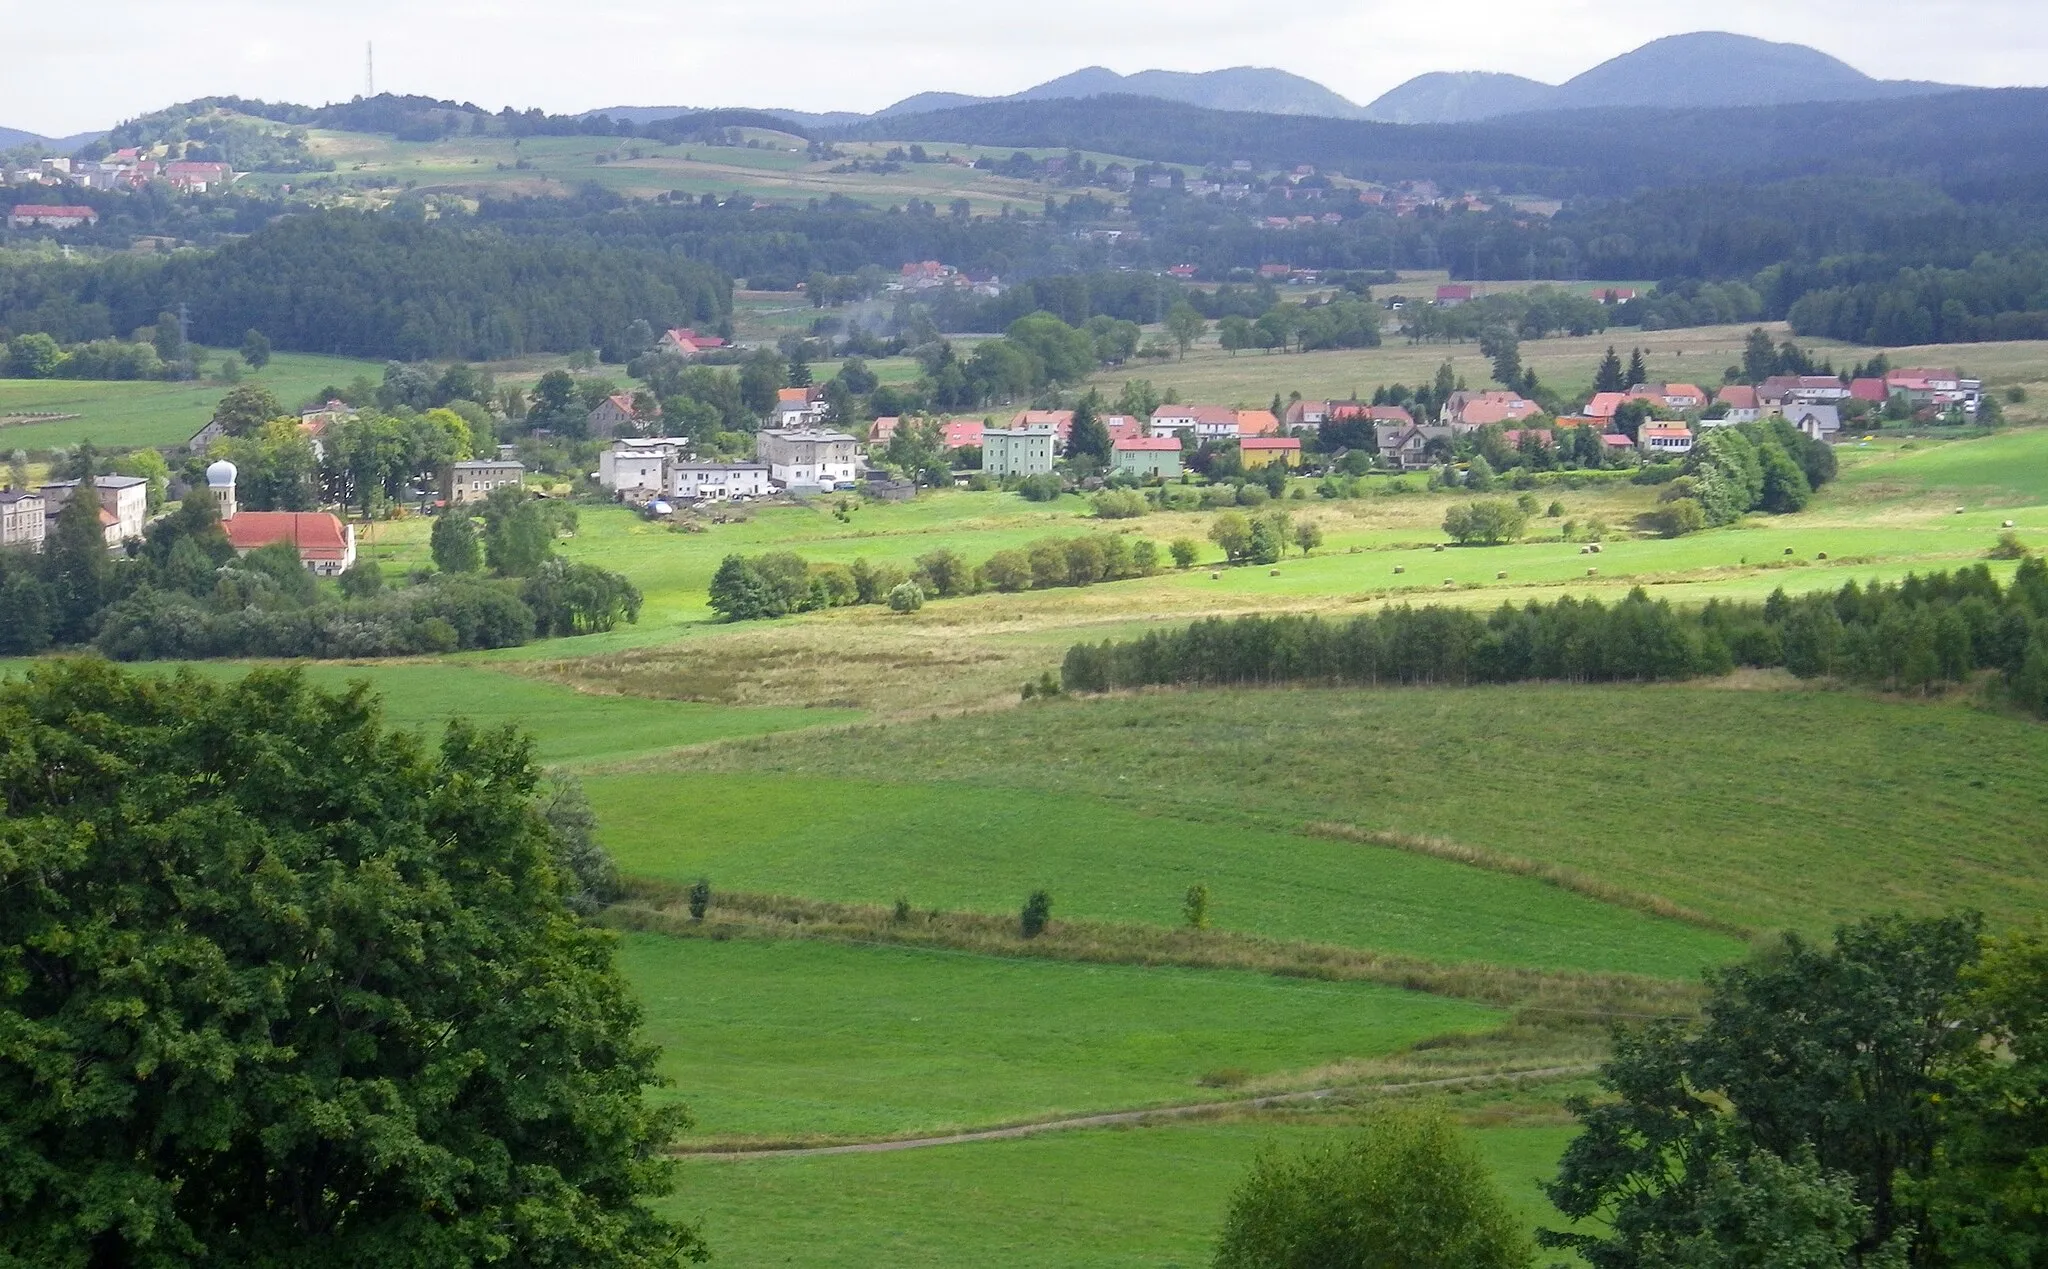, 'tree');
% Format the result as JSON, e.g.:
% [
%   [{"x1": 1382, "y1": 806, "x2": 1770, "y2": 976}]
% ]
[
  {"x1": 42, "y1": 490, "x2": 110, "y2": 644},
  {"x1": 0, "y1": 661, "x2": 703, "y2": 1266},
  {"x1": 1479, "y1": 325, "x2": 1521, "y2": 386},
  {"x1": 1019, "y1": 890, "x2": 1052, "y2": 938},
  {"x1": 887, "y1": 580, "x2": 924, "y2": 612},
  {"x1": 1443, "y1": 500, "x2": 1529, "y2": 545},
  {"x1": 1069, "y1": 394, "x2": 1111, "y2": 465},
  {"x1": 708, "y1": 554, "x2": 779, "y2": 621},
  {"x1": 1248, "y1": 515, "x2": 1286, "y2": 565},
  {"x1": 913, "y1": 549, "x2": 970, "y2": 598},
  {"x1": 210, "y1": 383, "x2": 284, "y2": 439},
  {"x1": 1543, "y1": 915, "x2": 1983, "y2": 1268},
  {"x1": 522, "y1": 558, "x2": 644, "y2": 636},
  {"x1": 528, "y1": 369, "x2": 581, "y2": 432},
  {"x1": 8, "y1": 448, "x2": 28, "y2": 490},
  {"x1": 240, "y1": 327, "x2": 272, "y2": 369},
  {"x1": 1183, "y1": 884, "x2": 1209, "y2": 930},
  {"x1": 538, "y1": 773, "x2": 620, "y2": 915},
  {"x1": 431, "y1": 511, "x2": 482, "y2": 574},
  {"x1": 481, "y1": 485, "x2": 552, "y2": 577},
  {"x1": 337, "y1": 559, "x2": 384, "y2": 599},
  {"x1": 1209, "y1": 510, "x2": 1252, "y2": 563},
  {"x1": 215, "y1": 354, "x2": 245, "y2": 384},
  {"x1": 1218, "y1": 314, "x2": 1254, "y2": 356},
  {"x1": 1292, "y1": 516, "x2": 1323, "y2": 556},
  {"x1": 1214, "y1": 1106, "x2": 1533, "y2": 1269},
  {"x1": 1743, "y1": 327, "x2": 1778, "y2": 383},
  {"x1": 152, "y1": 311, "x2": 186, "y2": 365},
  {"x1": 1627, "y1": 347, "x2": 1648, "y2": 388},
  {"x1": 1170, "y1": 537, "x2": 1200, "y2": 569},
  {"x1": 1594, "y1": 346, "x2": 1627, "y2": 394},
  {"x1": 739, "y1": 349, "x2": 787, "y2": 417},
  {"x1": 1166, "y1": 302, "x2": 1208, "y2": 360},
  {"x1": 6, "y1": 332, "x2": 64, "y2": 379}
]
